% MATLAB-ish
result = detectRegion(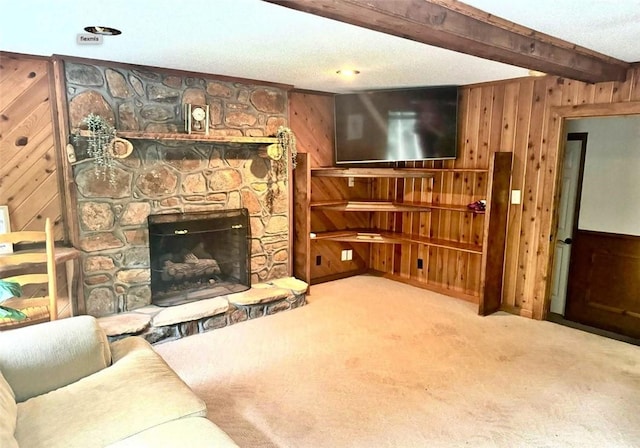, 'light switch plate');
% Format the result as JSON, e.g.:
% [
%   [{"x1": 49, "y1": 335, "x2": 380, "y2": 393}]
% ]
[{"x1": 511, "y1": 189, "x2": 521, "y2": 205}]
